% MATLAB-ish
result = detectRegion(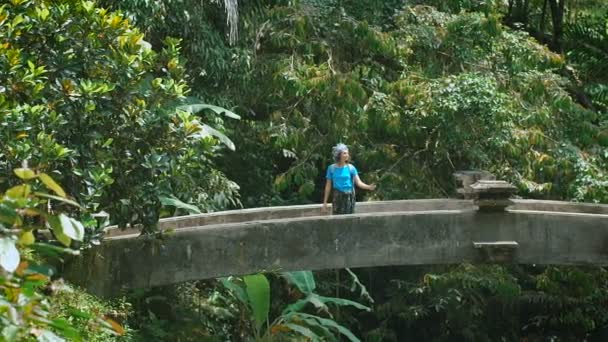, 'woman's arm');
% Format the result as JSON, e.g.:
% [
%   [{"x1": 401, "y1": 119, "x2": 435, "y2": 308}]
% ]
[
  {"x1": 322, "y1": 179, "x2": 332, "y2": 212},
  {"x1": 354, "y1": 175, "x2": 376, "y2": 191}
]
